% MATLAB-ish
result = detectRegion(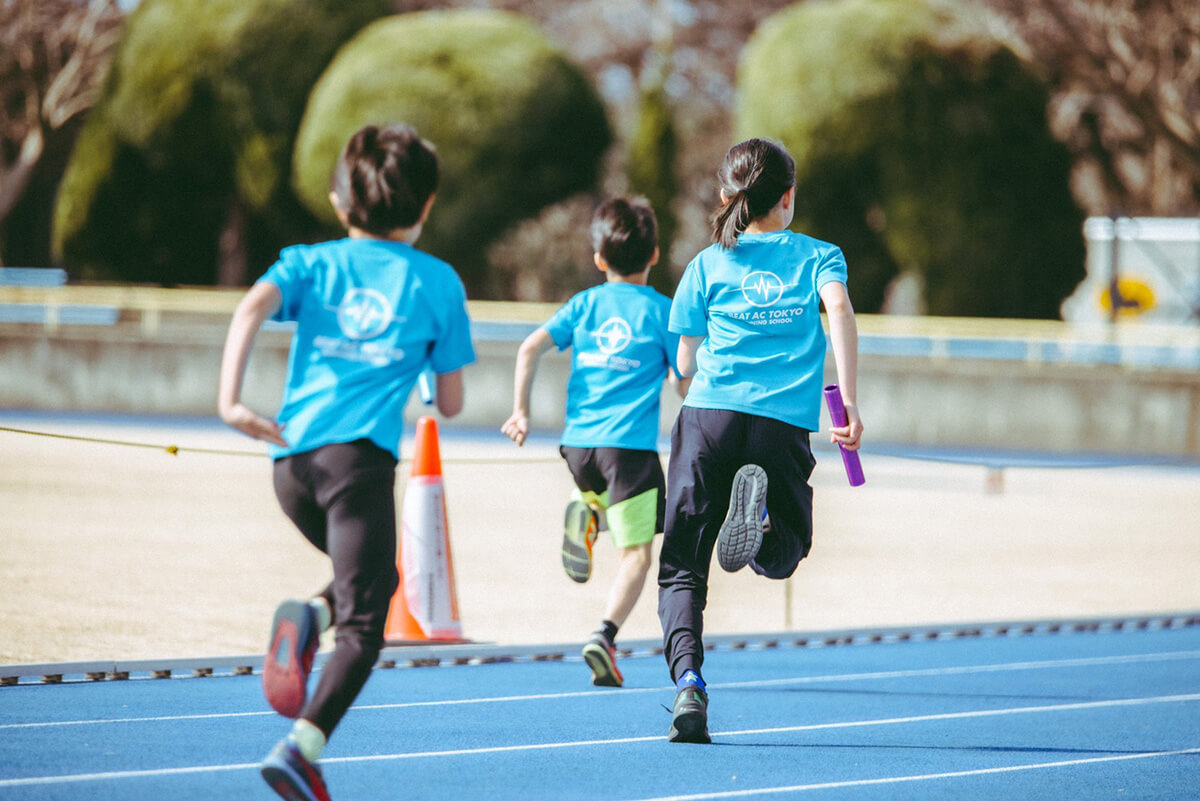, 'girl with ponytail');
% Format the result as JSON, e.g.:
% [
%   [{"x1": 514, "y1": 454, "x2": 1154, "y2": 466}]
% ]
[
  {"x1": 219, "y1": 123, "x2": 474, "y2": 800},
  {"x1": 658, "y1": 138, "x2": 863, "y2": 744}
]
